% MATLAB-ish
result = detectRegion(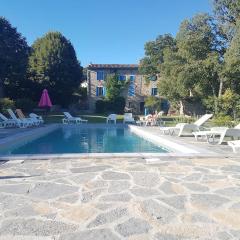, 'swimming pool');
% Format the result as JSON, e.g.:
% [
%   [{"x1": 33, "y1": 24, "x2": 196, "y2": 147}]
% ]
[{"x1": 2, "y1": 127, "x2": 168, "y2": 155}]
